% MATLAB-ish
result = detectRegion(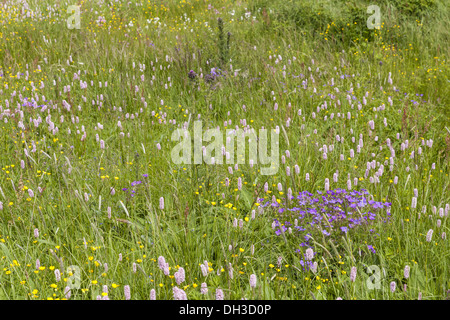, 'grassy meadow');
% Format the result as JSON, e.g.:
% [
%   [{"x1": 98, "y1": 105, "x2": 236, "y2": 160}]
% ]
[{"x1": 0, "y1": 0, "x2": 448, "y2": 300}]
